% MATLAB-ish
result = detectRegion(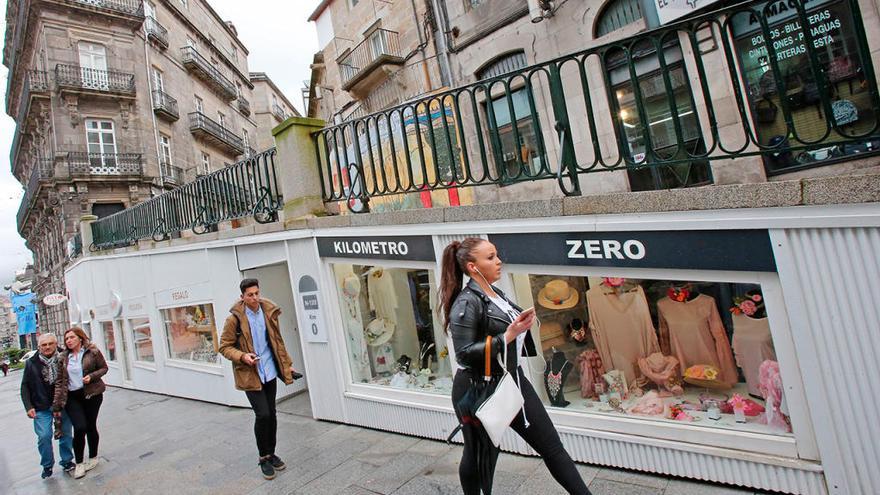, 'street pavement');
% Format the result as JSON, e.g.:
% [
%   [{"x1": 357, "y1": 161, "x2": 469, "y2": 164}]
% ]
[{"x1": 1, "y1": 369, "x2": 765, "y2": 494}]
